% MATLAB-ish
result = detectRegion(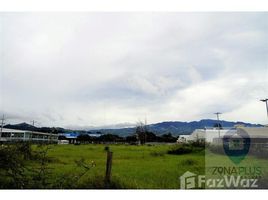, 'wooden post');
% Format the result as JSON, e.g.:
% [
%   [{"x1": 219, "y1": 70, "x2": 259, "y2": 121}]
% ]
[{"x1": 105, "y1": 150, "x2": 113, "y2": 184}]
